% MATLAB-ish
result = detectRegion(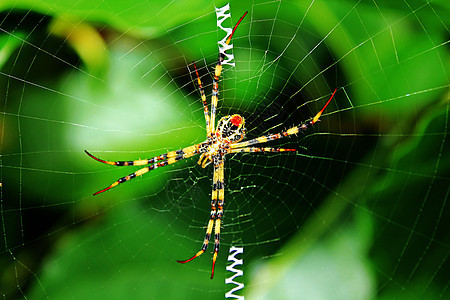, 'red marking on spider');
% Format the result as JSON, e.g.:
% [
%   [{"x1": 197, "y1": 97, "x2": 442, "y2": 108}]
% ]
[
  {"x1": 226, "y1": 11, "x2": 248, "y2": 45},
  {"x1": 84, "y1": 150, "x2": 113, "y2": 165},
  {"x1": 230, "y1": 115, "x2": 242, "y2": 126},
  {"x1": 93, "y1": 185, "x2": 114, "y2": 196},
  {"x1": 312, "y1": 88, "x2": 337, "y2": 124}
]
